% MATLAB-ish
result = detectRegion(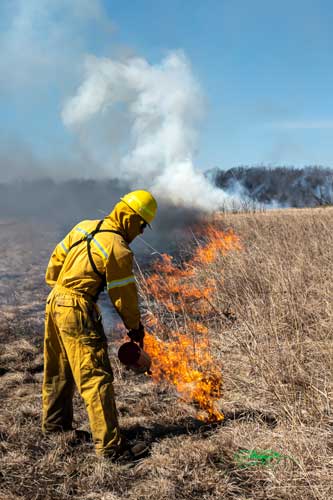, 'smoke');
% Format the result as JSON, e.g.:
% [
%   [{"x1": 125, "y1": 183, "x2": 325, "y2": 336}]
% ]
[
  {"x1": 1, "y1": 1, "x2": 234, "y2": 212},
  {"x1": 0, "y1": 0, "x2": 115, "y2": 182},
  {"x1": 0, "y1": 177, "x2": 204, "y2": 257},
  {"x1": 0, "y1": 0, "x2": 112, "y2": 93},
  {"x1": 62, "y1": 52, "x2": 233, "y2": 211}
]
